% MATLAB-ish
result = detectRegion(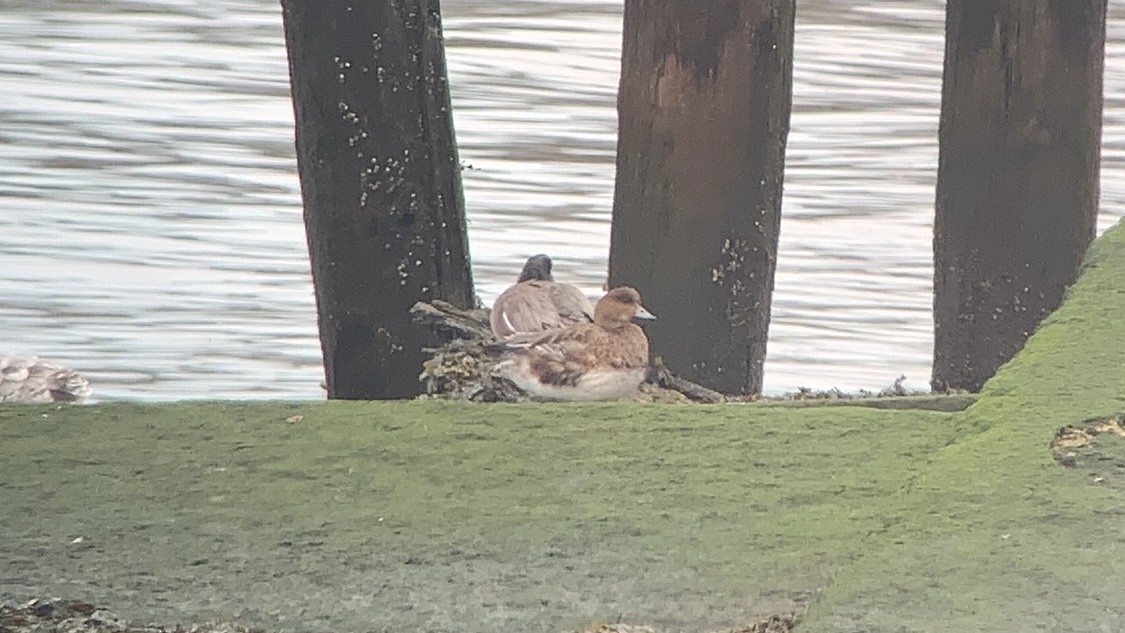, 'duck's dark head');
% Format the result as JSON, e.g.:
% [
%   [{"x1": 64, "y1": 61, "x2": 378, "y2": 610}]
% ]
[{"x1": 517, "y1": 254, "x2": 554, "y2": 282}]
